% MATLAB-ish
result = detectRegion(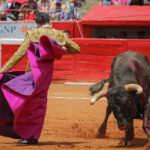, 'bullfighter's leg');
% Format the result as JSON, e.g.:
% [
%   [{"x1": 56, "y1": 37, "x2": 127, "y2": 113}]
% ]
[
  {"x1": 97, "y1": 104, "x2": 112, "y2": 137},
  {"x1": 17, "y1": 139, "x2": 38, "y2": 144}
]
